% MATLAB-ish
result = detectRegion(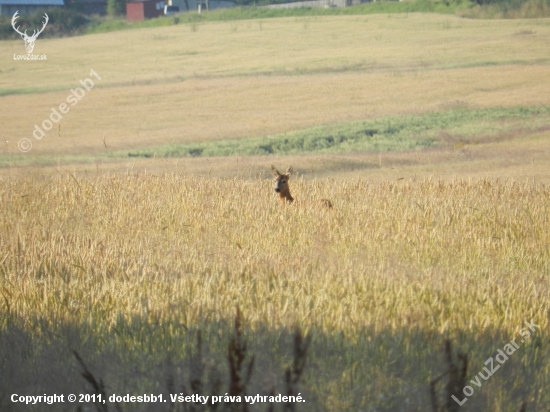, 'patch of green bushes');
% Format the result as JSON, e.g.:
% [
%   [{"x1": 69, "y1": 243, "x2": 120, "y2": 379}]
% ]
[{"x1": 460, "y1": 0, "x2": 550, "y2": 17}]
